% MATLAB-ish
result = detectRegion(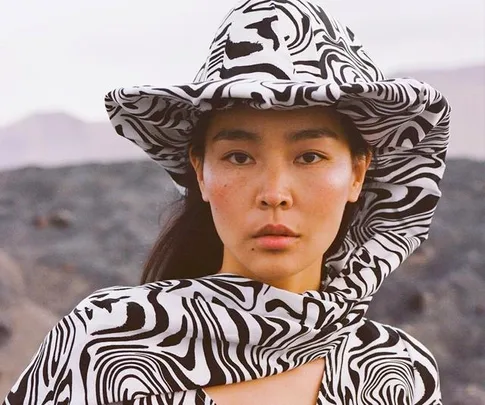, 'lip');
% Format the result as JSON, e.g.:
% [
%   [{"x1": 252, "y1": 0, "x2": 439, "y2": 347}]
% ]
[
  {"x1": 254, "y1": 235, "x2": 299, "y2": 250},
  {"x1": 253, "y1": 224, "x2": 299, "y2": 238},
  {"x1": 252, "y1": 224, "x2": 300, "y2": 250}
]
